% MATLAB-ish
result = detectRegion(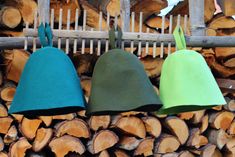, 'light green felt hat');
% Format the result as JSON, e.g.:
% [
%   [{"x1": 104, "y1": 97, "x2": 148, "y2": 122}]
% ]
[{"x1": 158, "y1": 26, "x2": 226, "y2": 115}]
